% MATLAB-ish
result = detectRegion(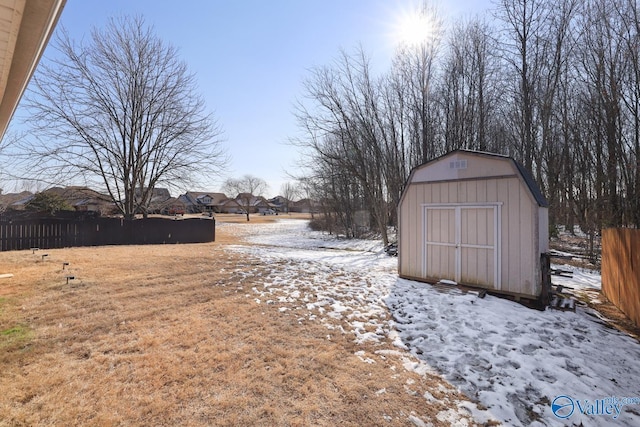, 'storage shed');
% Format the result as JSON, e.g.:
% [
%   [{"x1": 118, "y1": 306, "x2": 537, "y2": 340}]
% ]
[{"x1": 398, "y1": 150, "x2": 549, "y2": 301}]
